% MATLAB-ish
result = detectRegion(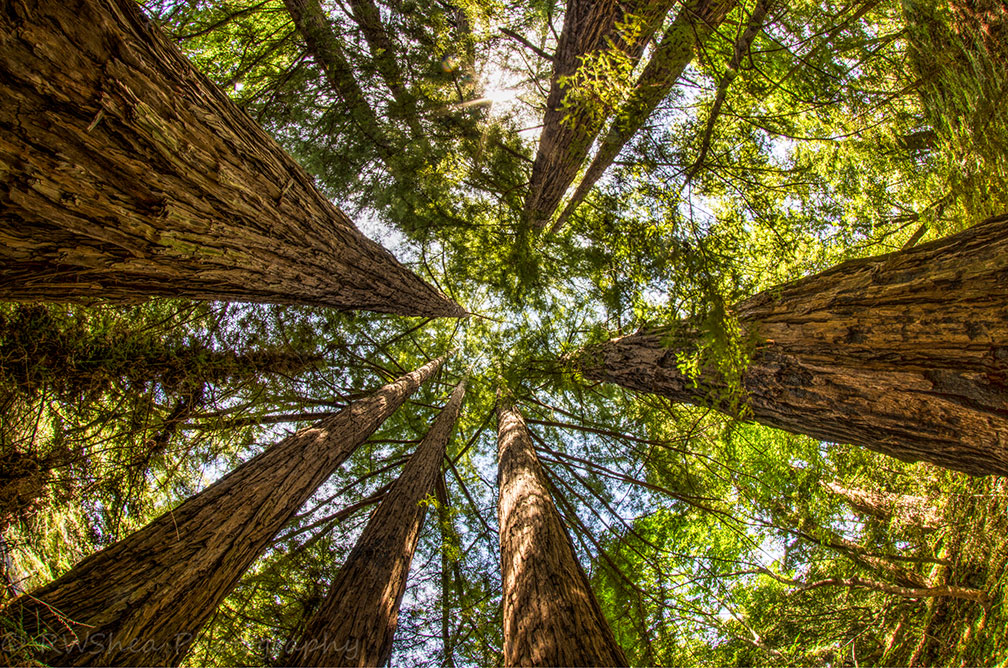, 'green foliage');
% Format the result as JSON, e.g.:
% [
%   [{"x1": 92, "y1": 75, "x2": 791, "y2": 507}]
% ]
[{"x1": 4, "y1": 0, "x2": 1007, "y2": 664}]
